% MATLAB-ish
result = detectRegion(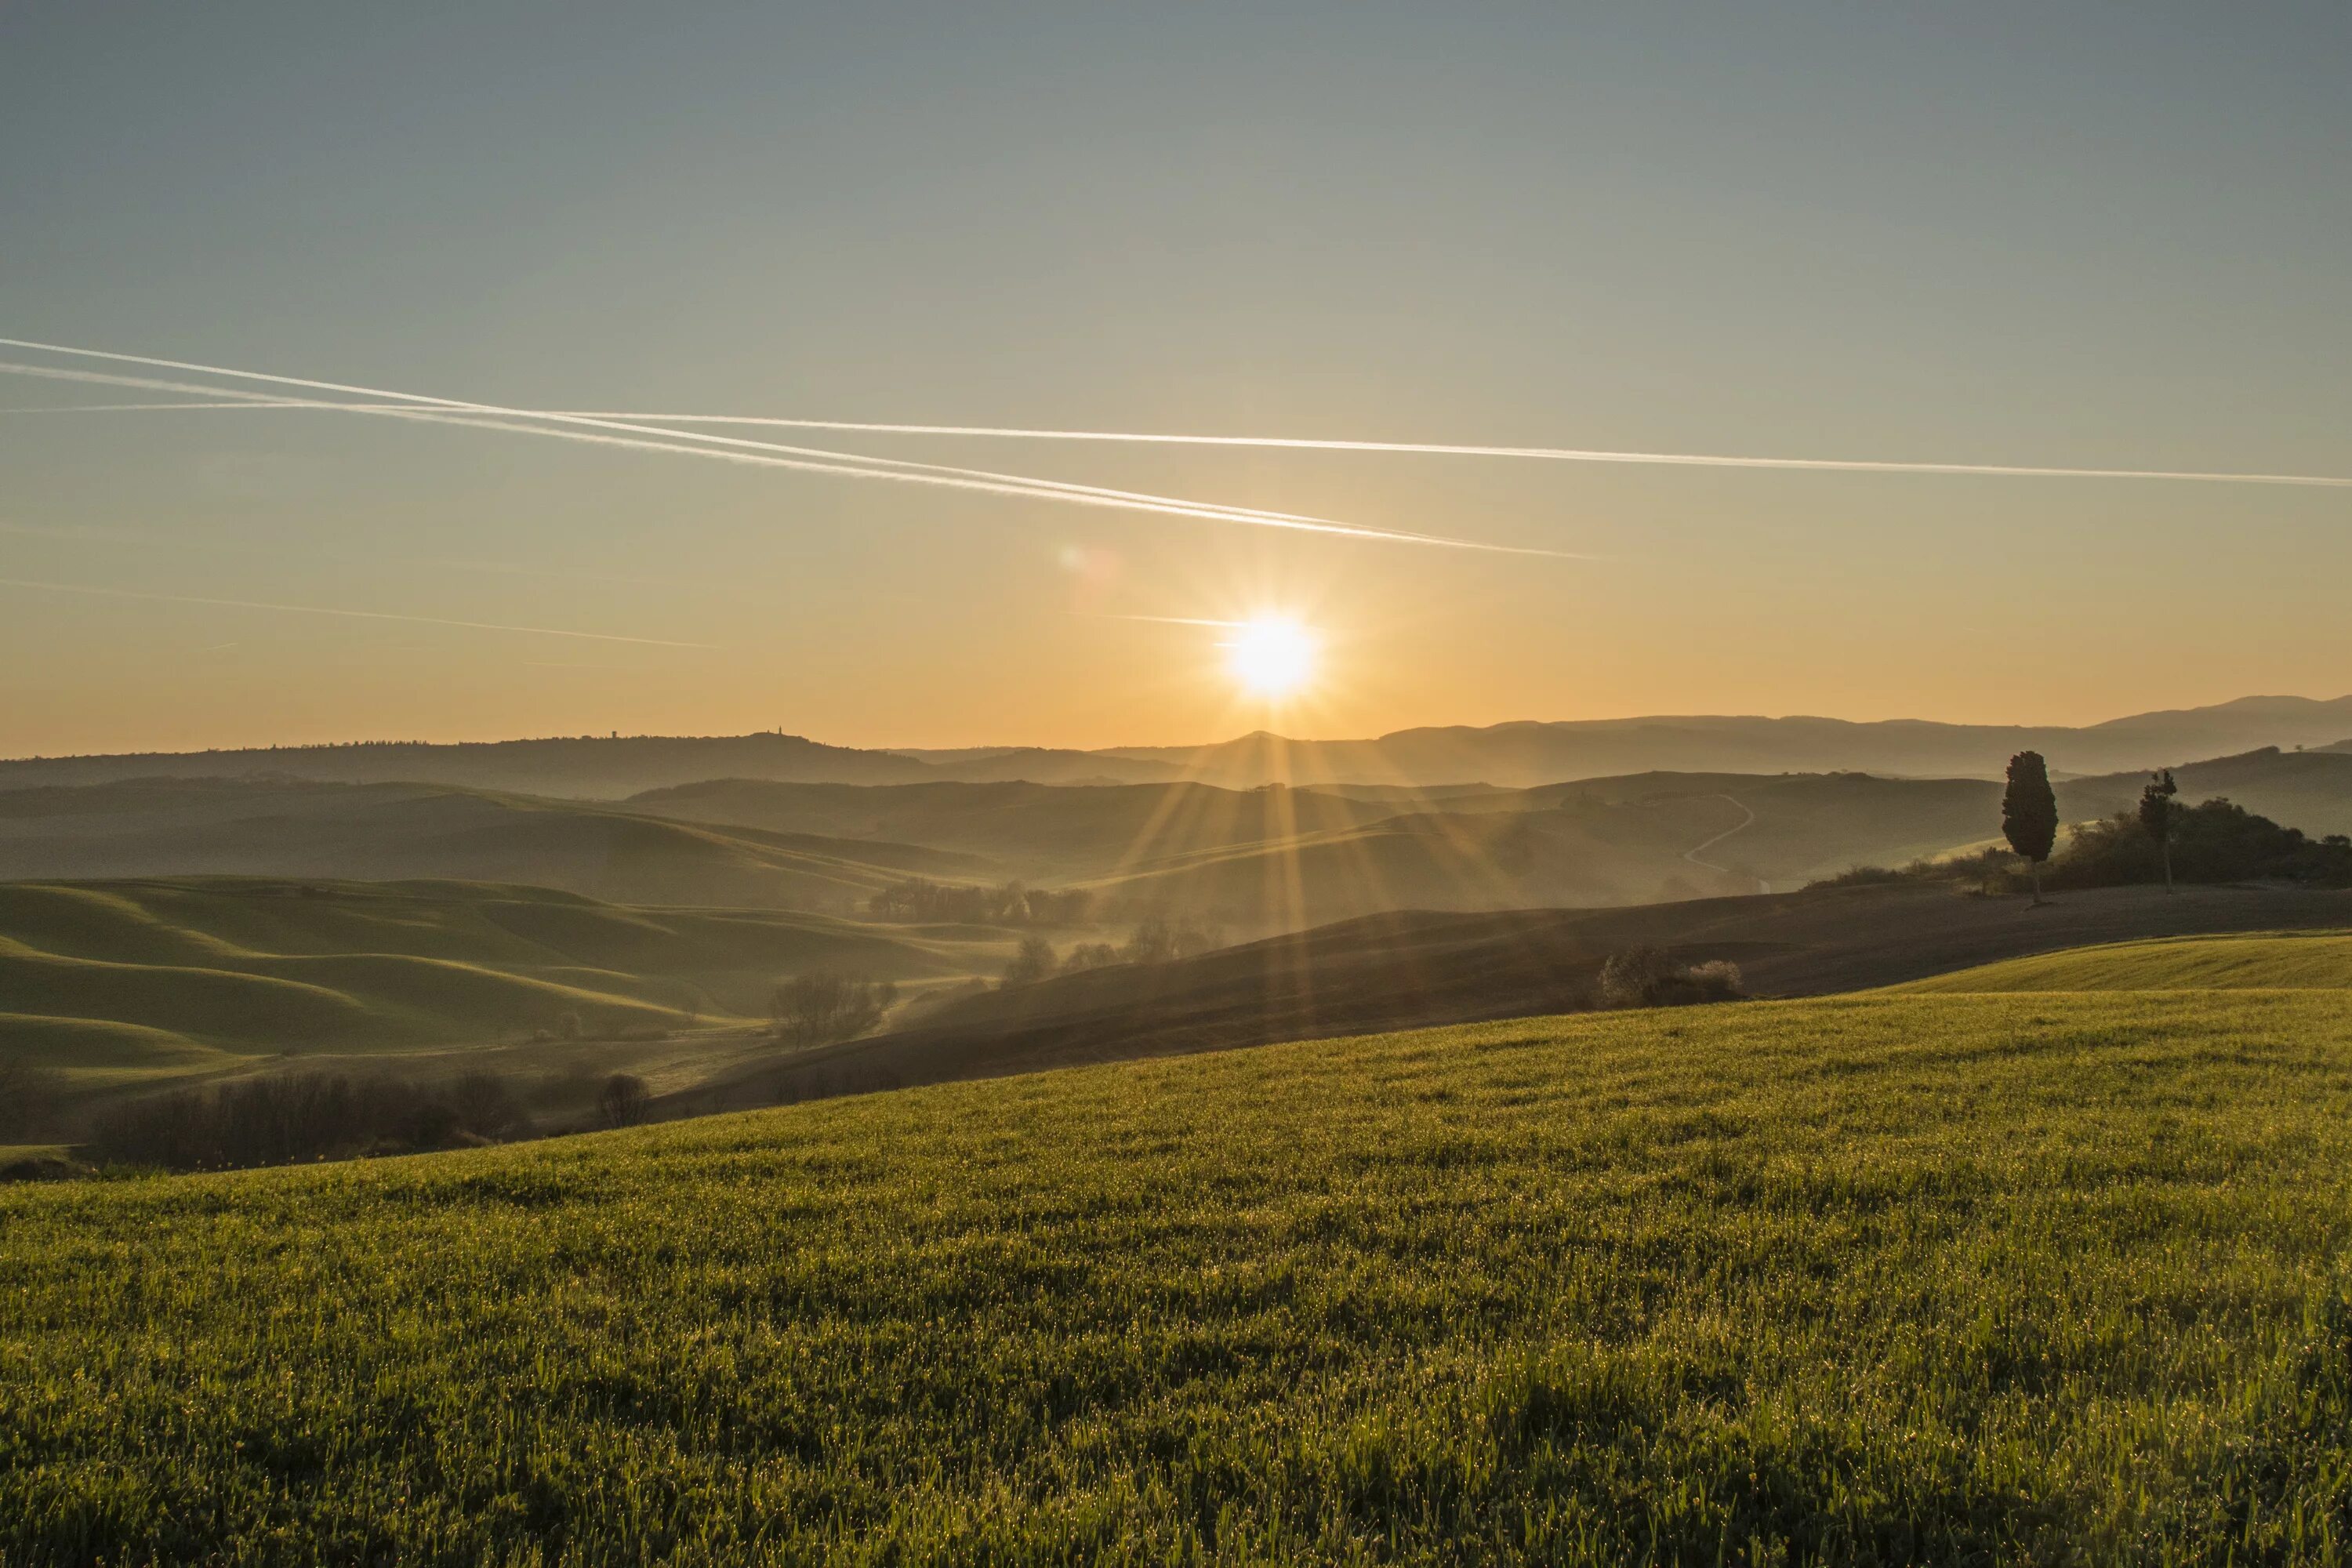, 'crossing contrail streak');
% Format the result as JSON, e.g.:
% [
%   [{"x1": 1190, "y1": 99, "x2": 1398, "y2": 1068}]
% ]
[
  {"x1": 0, "y1": 368, "x2": 1372, "y2": 541},
  {"x1": 0, "y1": 342, "x2": 1561, "y2": 554},
  {"x1": 17, "y1": 394, "x2": 2352, "y2": 492},
  {"x1": 510, "y1": 414, "x2": 2352, "y2": 491},
  {"x1": 0, "y1": 576, "x2": 719, "y2": 647}
]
